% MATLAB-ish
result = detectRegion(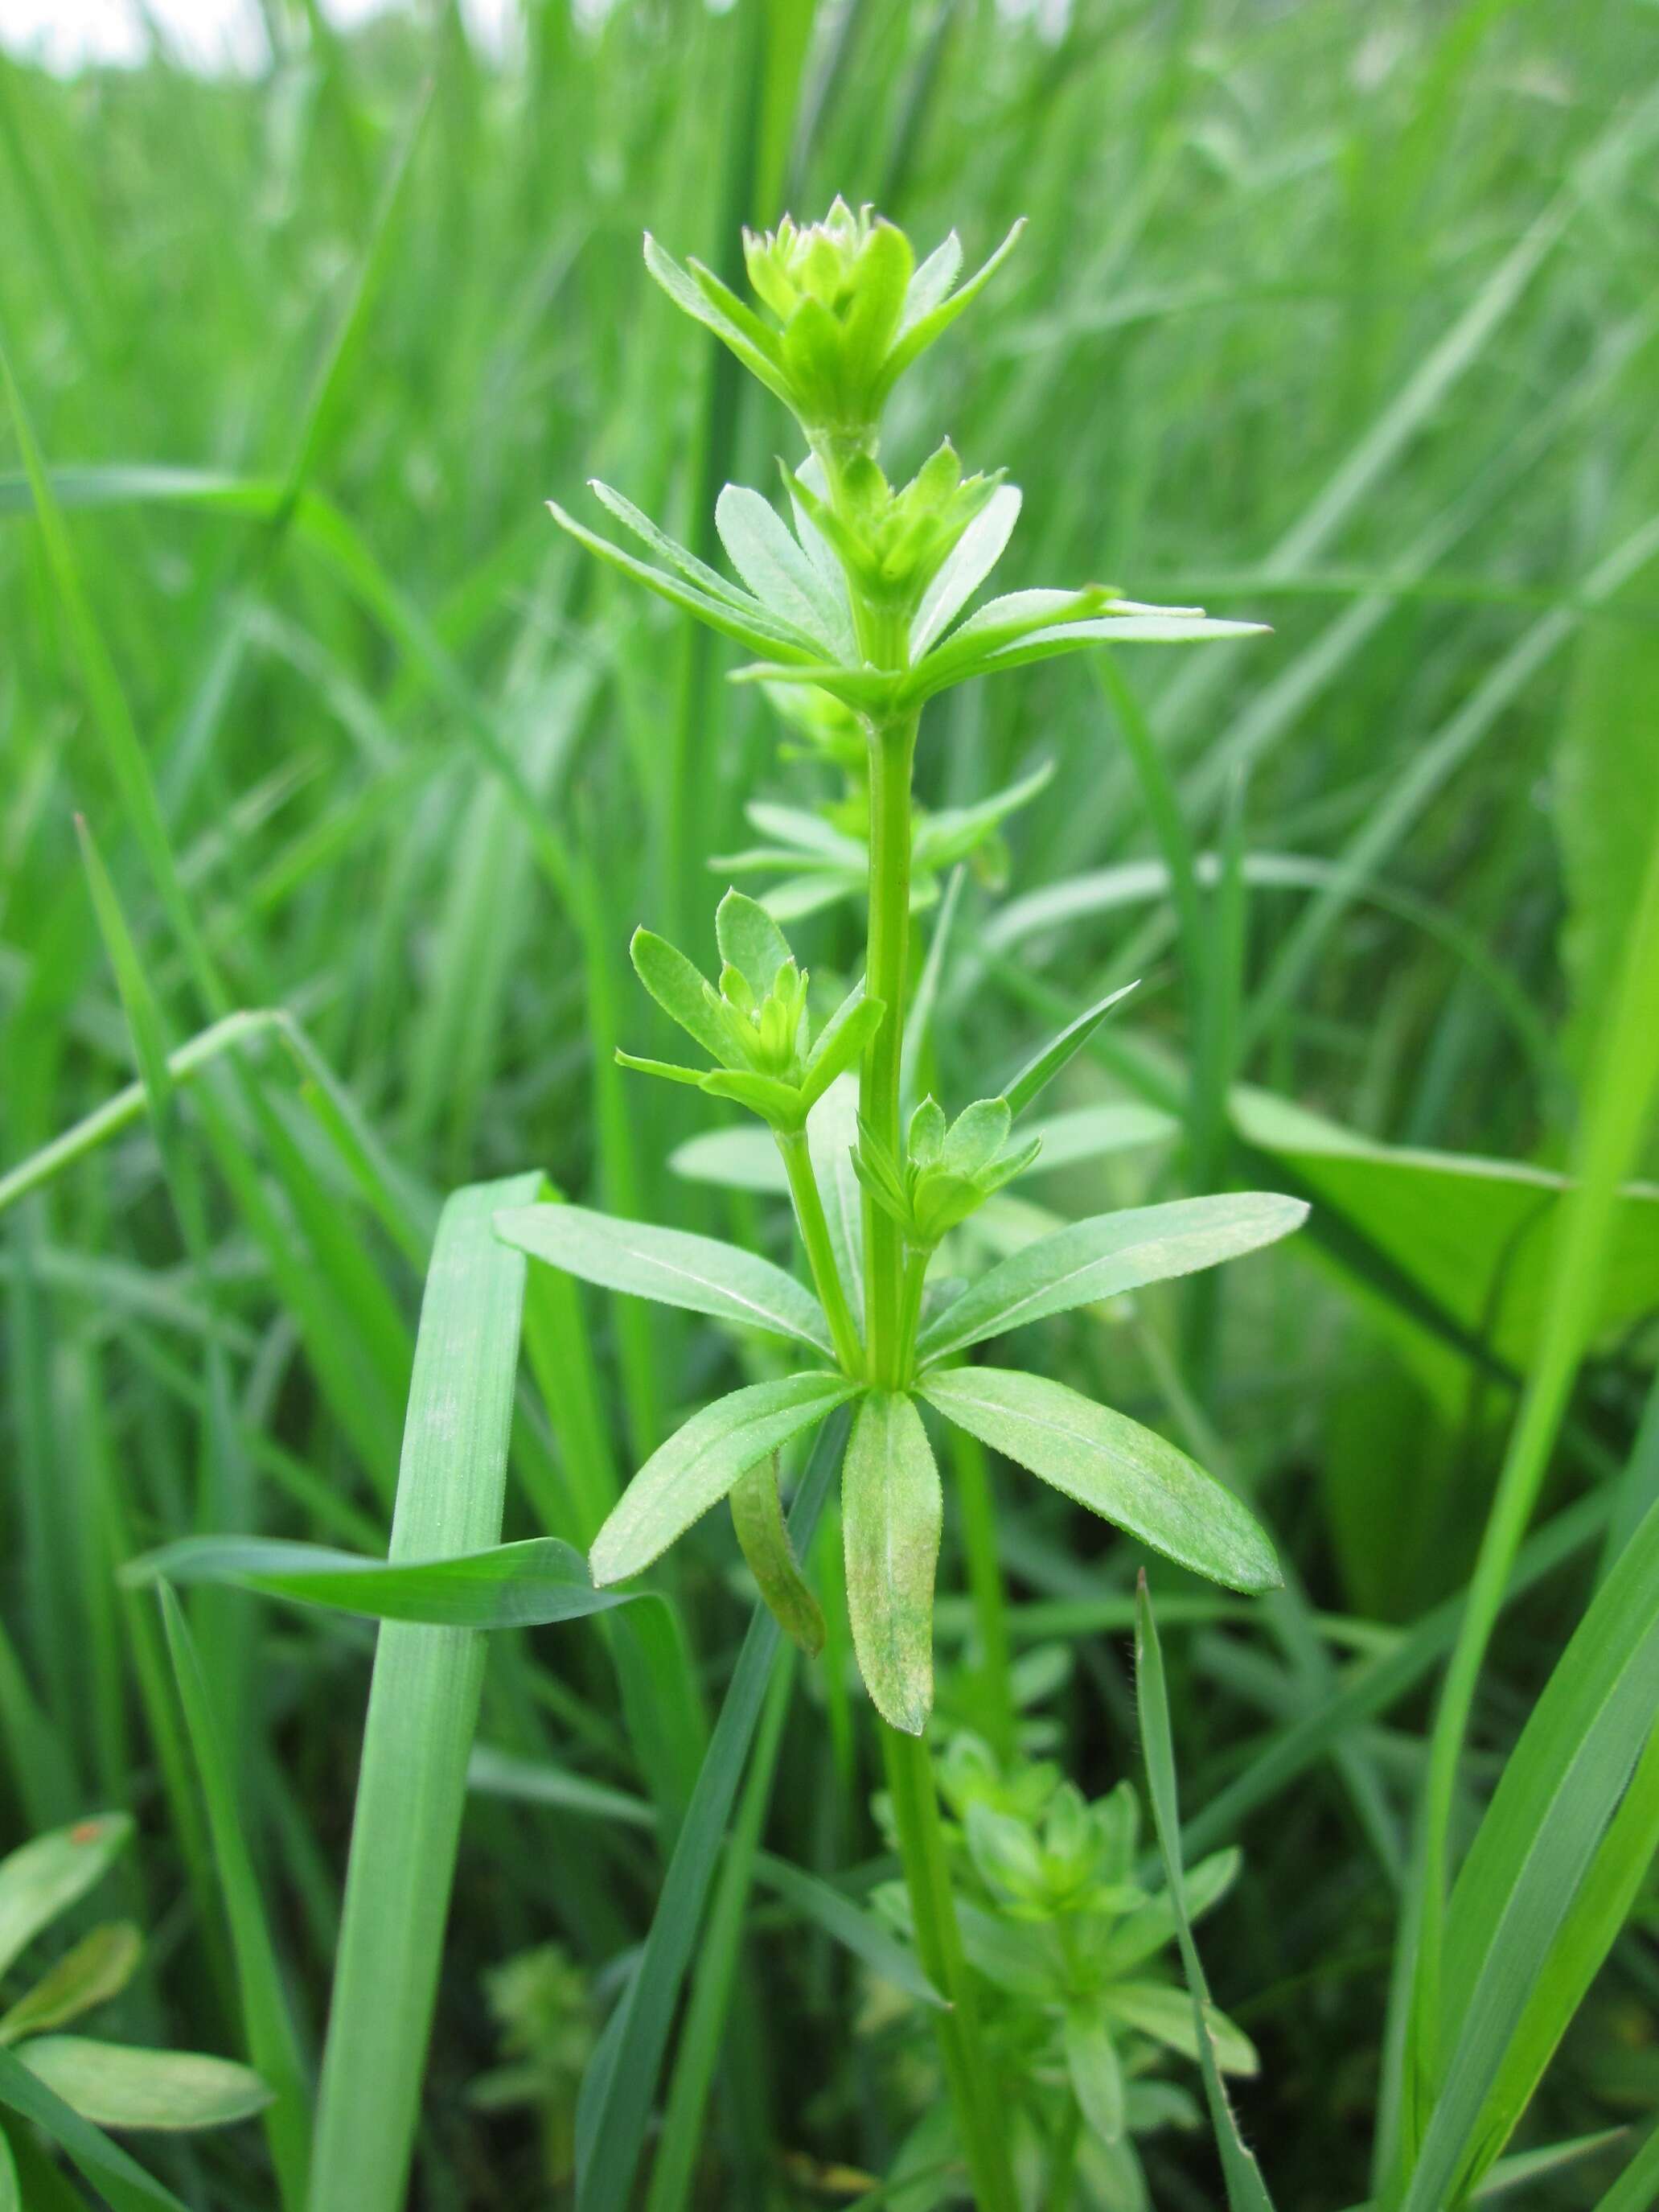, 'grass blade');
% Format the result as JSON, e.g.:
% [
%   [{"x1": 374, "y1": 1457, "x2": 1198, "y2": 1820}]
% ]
[
  {"x1": 574, "y1": 1408, "x2": 848, "y2": 2212},
  {"x1": 128, "y1": 1535, "x2": 634, "y2": 1630},
  {"x1": 308, "y1": 1170, "x2": 540, "y2": 2212},
  {"x1": 155, "y1": 1587, "x2": 310, "y2": 2210},
  {"x1": 1135, "y1": 1575, "x2": 1277, "y2": 2212}
]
